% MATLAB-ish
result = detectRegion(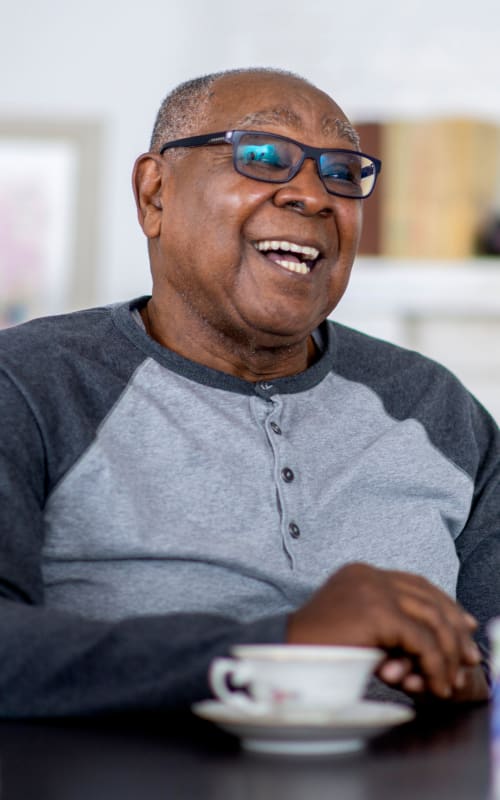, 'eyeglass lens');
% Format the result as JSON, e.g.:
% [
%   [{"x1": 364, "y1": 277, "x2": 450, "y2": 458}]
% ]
[{"x1": 234, "y1": 132, "x2": 376, "y2": 198}]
